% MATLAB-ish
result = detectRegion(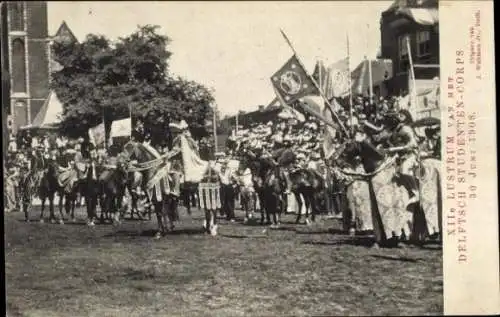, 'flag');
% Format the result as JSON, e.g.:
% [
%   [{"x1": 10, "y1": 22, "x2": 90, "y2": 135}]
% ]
[
  {"x1": 321, "y1": 98, "x2": 345, "y2": 160},
  {"x1": 351, "y1": 59, "x2": 393, "y2": 96},
  {"x1": 110, "y1": 118, "x2": 132, "y2": 138},
  {"x1": 89, "y1": 123, "x2": 105, "y2": 146},
  {"x1": 272, "y1": 84, "x2": 305, "y2": 122},
  {"x1": 271, "y1": 55, "x2": 319, "y2": 104},
  {"x1": 312, "y1": 58, "x2": 350, "y2": 100}
]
